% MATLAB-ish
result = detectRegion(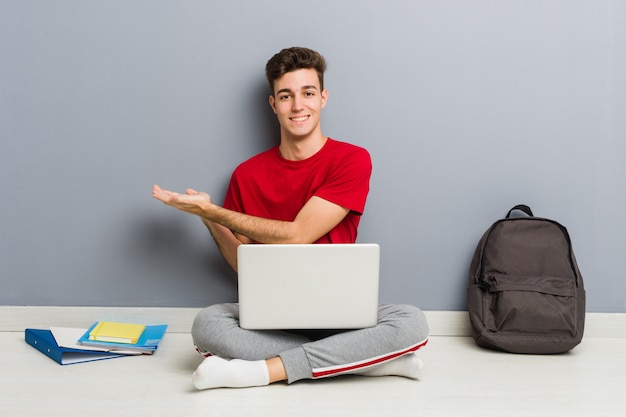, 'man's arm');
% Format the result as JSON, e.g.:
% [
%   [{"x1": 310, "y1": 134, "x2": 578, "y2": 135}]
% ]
[
  {"x1": 153, "y1": 185, "x2": 349, "y2": 245},
  {"x1": 200, "y1": 218, "x2": 245, "y2": 272}
]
